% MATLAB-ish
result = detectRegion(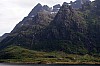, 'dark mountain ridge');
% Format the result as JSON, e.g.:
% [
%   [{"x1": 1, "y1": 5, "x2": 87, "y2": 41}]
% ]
[{"x1": 32, "y1": 2, "x2": 93, "y2": 53}]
